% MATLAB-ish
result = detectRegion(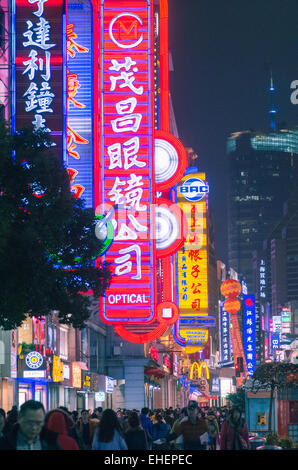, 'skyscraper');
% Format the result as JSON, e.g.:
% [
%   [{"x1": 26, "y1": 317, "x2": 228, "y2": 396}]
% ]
[{"x1": 227, "y1": 127, "x2": 298, "y2": 292}]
